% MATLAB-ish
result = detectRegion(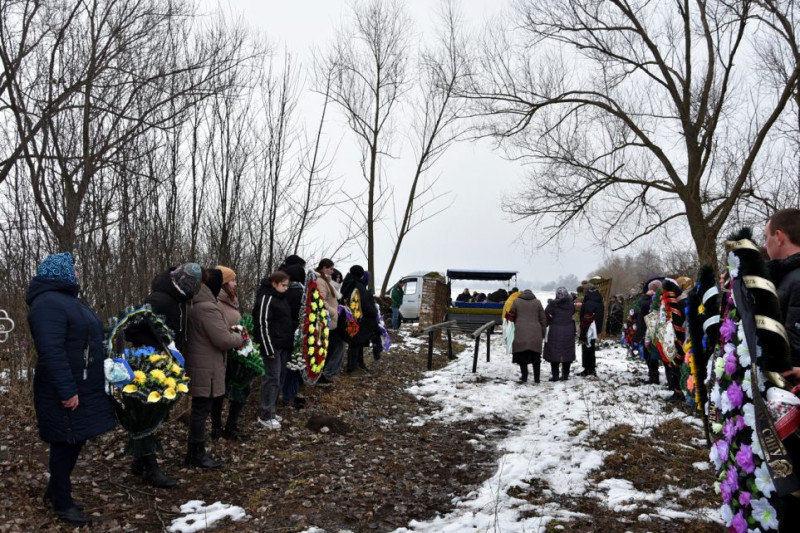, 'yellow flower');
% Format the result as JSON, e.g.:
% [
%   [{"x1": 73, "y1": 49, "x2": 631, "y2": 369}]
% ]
[
  {"x1": 309, "y1": 346, "x2": 315, "y2": 356},
  {"x1": 177, "y1": 383, "x2": 189, "y2": 393},
  {"x1": 309, "y1": 313, "x2": 316, "y2": 322},
  {"x1": 698, "y1": 303, "x2": 706, "y2": 315},
  {"x1": 165, "y1": 377, "x2": 177, "y2": 389},
  {"x1": 149, "y1": 354, "x2": 164, "y2": 364},
  {"x1": 150, "y1": 369, "x2": 167, "y2": 383},
  {"x1": 313, "y1": 290, "x2": 320, "y2": 299},
  {"x1": 309, "y1": 324, "x2": 316, "y2": 334},
  {"x1": 147, "y1": 391, "x2": 161, "y2": 403},
  {"x1": 163, "y1": 388, "x2": 176, "y2": 400},
  {"x1": 170, "y1": 363, "x2": 182, "y2": 375},
  {"x1": 133, "y1": 370, "x2": 146, "y2": 384},
  {"x1": 308, "y1": 335, "x2": 315, "y2": 345},
  {"x1": 122, "y1": 384, "x2": 138, "y2": 393},
  {"x1": 311, "y1": 302, "x2": 318, "y2": 310}
]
